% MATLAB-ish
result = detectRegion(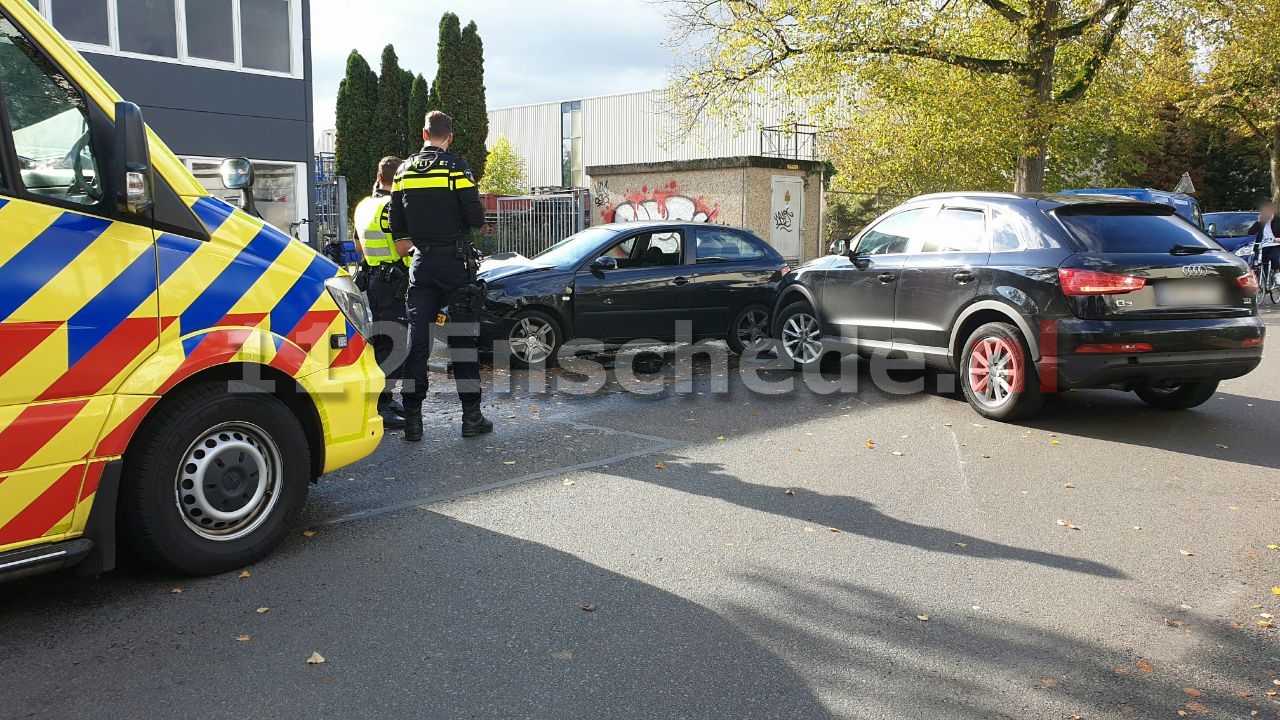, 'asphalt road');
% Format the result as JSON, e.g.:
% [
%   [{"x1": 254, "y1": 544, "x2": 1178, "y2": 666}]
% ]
[{"x1": 3, "y1": 308, "x2": 1280, "y2": 720}]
